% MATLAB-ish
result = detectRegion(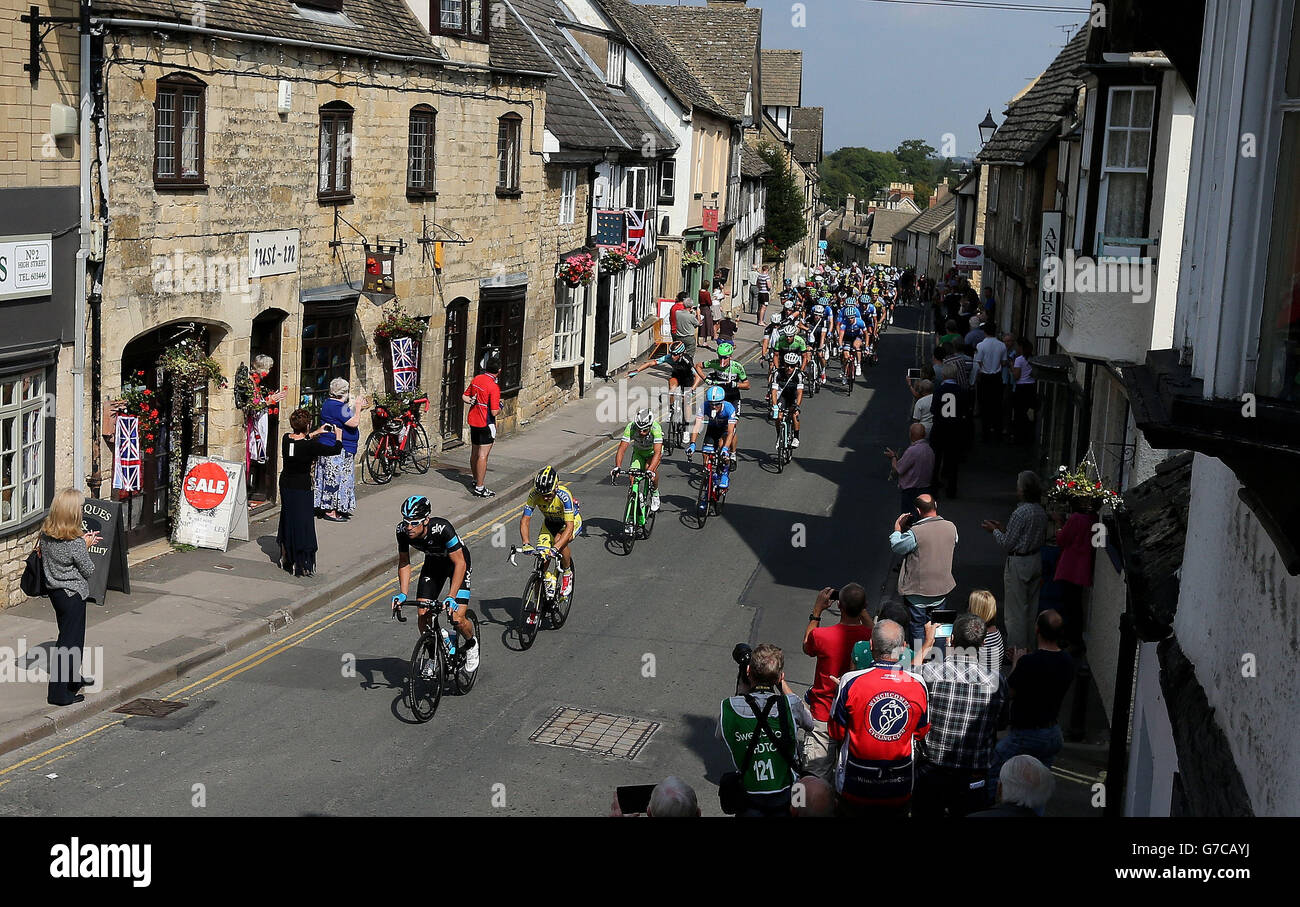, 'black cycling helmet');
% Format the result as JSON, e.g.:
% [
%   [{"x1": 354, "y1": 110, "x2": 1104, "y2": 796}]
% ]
[
  {"x1": 534, "y1": 465, "x2": 559, "y2": 495},
  {"x1": 400, "y1": 495, "x2": 431, "y2": 522}
]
